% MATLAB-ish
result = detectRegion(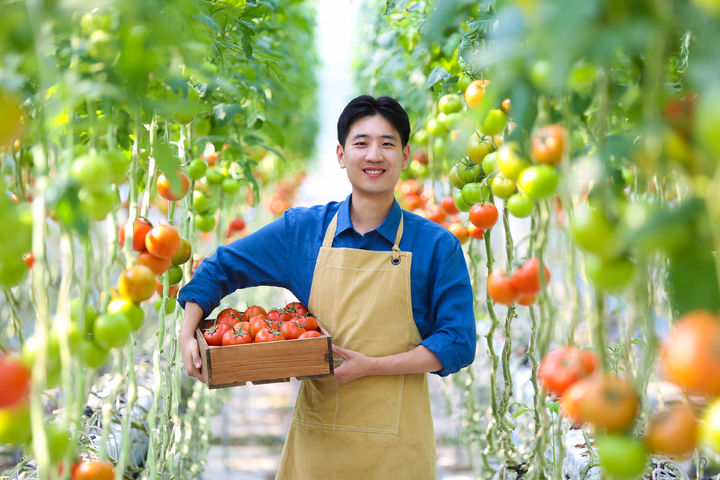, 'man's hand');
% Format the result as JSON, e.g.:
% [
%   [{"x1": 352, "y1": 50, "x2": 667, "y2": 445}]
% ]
[
  {"x1": 179, "y1": 301, "x2": 206, "y2": 383},
  {"x1": 332, "y1": 344, "x2": 374, "y2": 384},
  {"x1": 180, "y1": 333, "x2": 205, "y2": 382}
]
